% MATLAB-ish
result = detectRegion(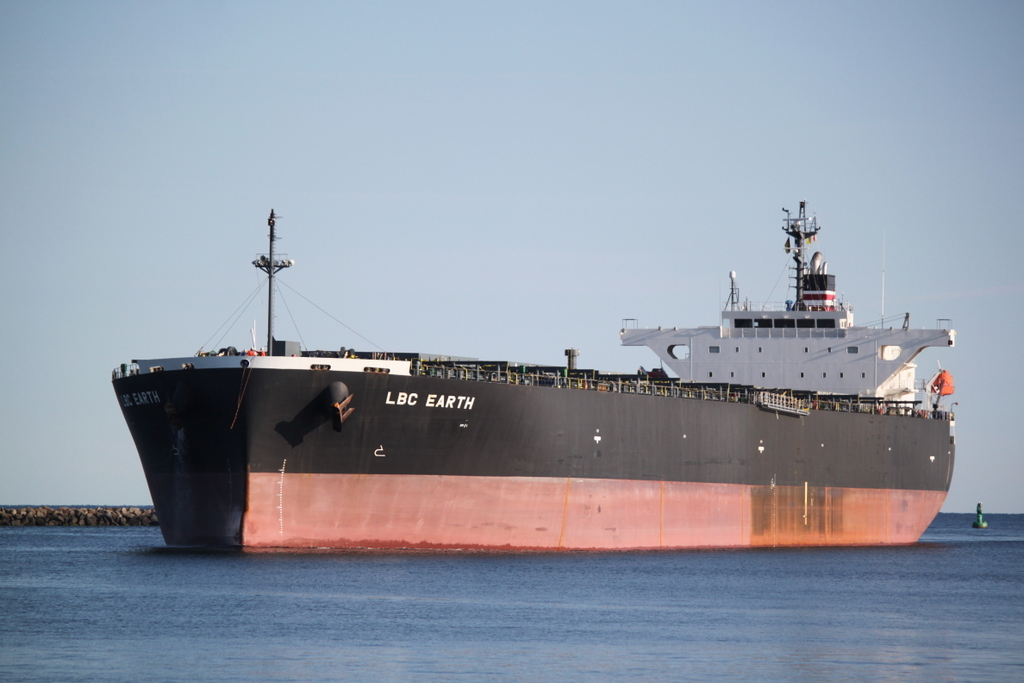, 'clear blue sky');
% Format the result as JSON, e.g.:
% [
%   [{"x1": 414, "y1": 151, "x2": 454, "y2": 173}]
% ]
[{"x1": 2, "y1": 1, "x2": 1021, "y2": 511}]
